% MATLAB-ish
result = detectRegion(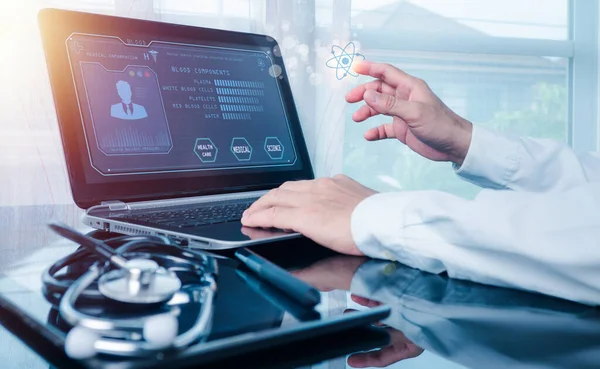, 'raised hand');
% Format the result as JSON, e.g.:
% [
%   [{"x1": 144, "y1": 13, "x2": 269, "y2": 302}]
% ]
[{"x1": 346, "y1": 61, "x2": 473, "y2": 166}]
